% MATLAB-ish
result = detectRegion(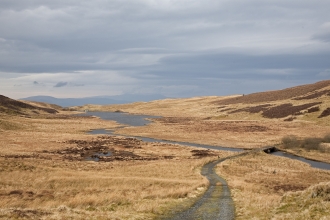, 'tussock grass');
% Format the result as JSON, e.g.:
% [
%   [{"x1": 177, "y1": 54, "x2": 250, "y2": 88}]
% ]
[
  {"x1": 0, "y1": 156, "x2": 215, "y2": 219},
  {"x1": 323, "y1": 134, "x2": 330, "y2": 143},
  {"x1": 301, "y1": 137, "x2": 323, "y2": 151},
  {"x1": 282, "y1": 136, "x2": 300, "y2": 149},
  {"x1": 0, "y1": 113, "x2": 234, "y2": 219},
  {"x1": 0, "y1": 118, "x2": 24, "y2": 131},
  {"x1": 273, "y1": 182, "x2": 330, "y2": 219},
  {"x1": 282, "y1": 134, "x2": 330, "y2": 153},
  {"x1": 216, "y1": 152, "x2": 330, "y2": 219}
]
